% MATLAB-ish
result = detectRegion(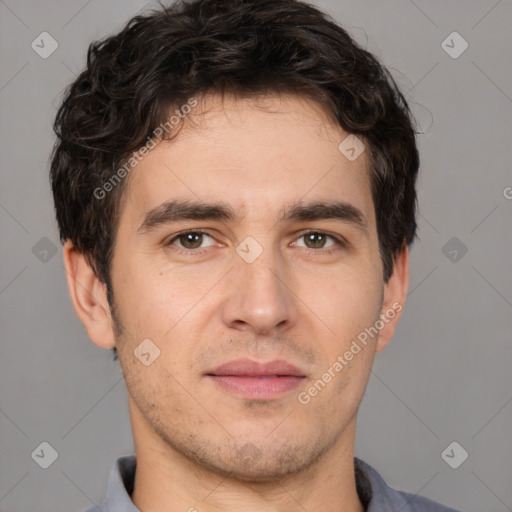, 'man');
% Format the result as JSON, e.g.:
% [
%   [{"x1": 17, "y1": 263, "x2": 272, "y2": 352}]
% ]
[{"x1": 50, "y1": 0, "x2": 460, "y2": 510}]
